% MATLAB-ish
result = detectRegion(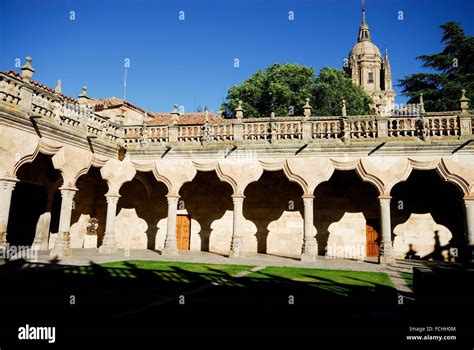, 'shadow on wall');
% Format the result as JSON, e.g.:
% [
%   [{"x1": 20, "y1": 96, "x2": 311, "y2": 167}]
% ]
[
  {"x1": 313, "y1": 170, "x2": 379, "y2": 256},
  {"x1": 69, "y1": 166, "x2": 107, "y2": 247},
  {"x1": 244, "y1": 170, "x2": 303, "y2": 255},
  {"x1": 180, "y1": 171, "x2": 233, "y2": 252},
  {"x1": 118, "y1": 171, "x2": 168, "y2": 250},
  {"x1": 403, "y1": 230, "x2": 455, "y2": 262},
  {"x1": 7, "y1": 153, "x2": 62, "y2": 247},
  {"x1": 391, "y1": 170, "x2": 465, "y2": 262}
]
